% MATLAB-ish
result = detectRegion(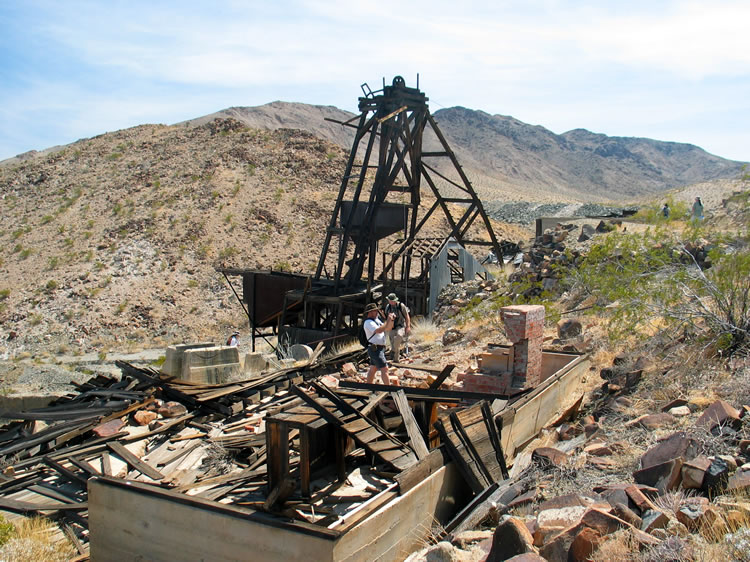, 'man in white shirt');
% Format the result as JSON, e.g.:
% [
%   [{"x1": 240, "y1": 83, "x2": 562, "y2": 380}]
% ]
[{"x1": 363, "y1": 303, "x2": 398, "y2": 385}]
